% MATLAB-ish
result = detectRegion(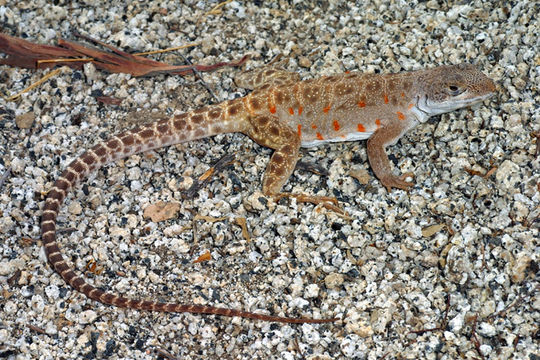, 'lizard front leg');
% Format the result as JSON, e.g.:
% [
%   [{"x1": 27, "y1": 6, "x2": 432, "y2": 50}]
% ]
[{"x1": 367, "y1": 118, "x2": 416, "y2": 191}]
